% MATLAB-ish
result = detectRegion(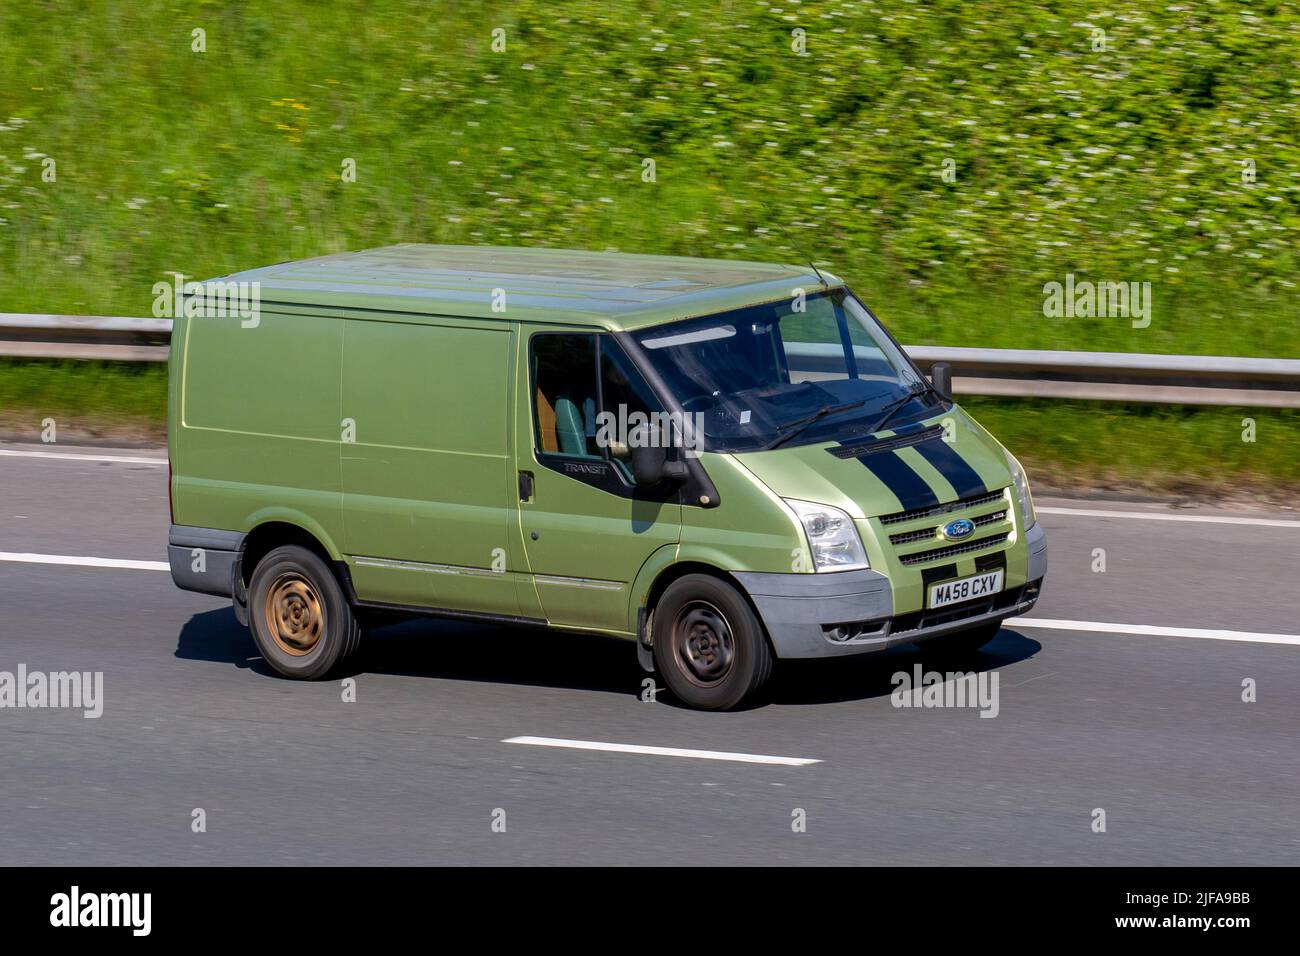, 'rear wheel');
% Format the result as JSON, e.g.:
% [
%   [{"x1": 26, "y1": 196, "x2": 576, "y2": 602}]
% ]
[
  {"x1": 652, "y1": 574, "x2": 773, "y2": 711},
  {"x1": 248, "y1": 545, "x2": 363, "y2": 679}
]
